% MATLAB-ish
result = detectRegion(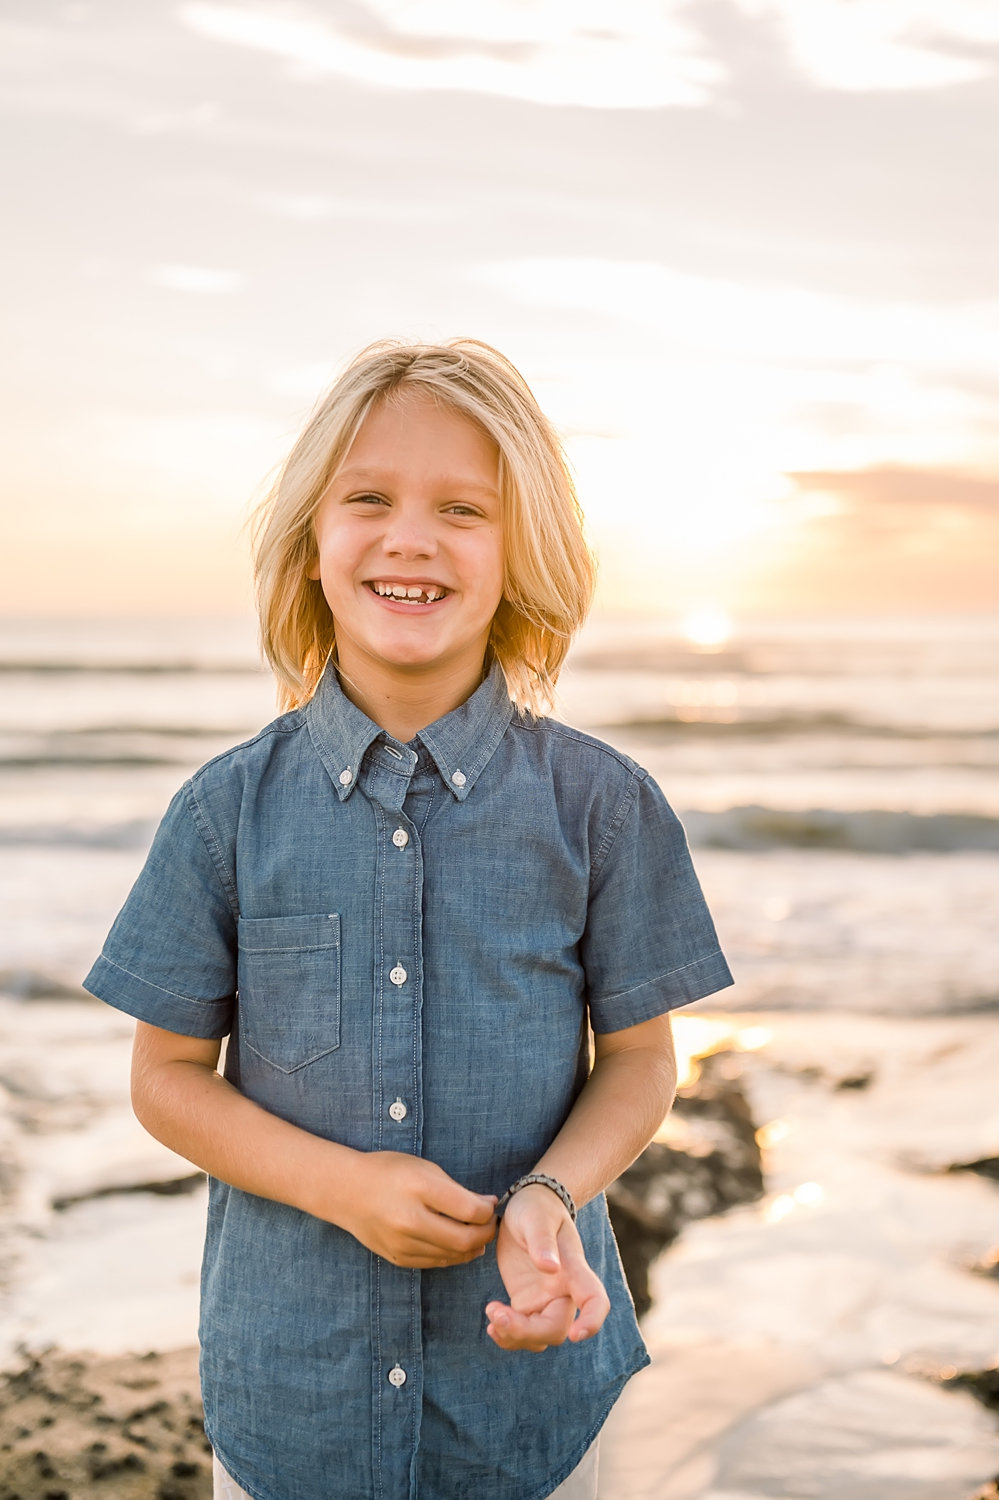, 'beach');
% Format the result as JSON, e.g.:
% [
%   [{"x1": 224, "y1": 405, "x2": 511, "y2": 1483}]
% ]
[{"x1": 1, "y1": 614, "x2": 997, "y2": 1497}]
